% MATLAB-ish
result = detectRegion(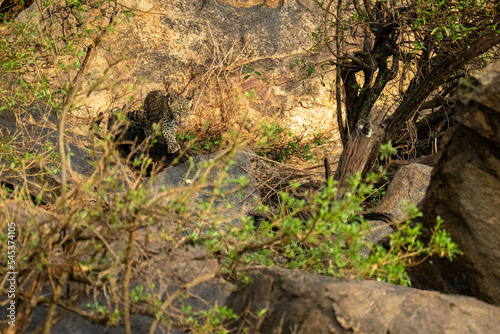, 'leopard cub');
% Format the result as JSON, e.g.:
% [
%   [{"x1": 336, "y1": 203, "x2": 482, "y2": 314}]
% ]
[{"x1": 139, "y1": 90, "x2": 192, "y2": 153}]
